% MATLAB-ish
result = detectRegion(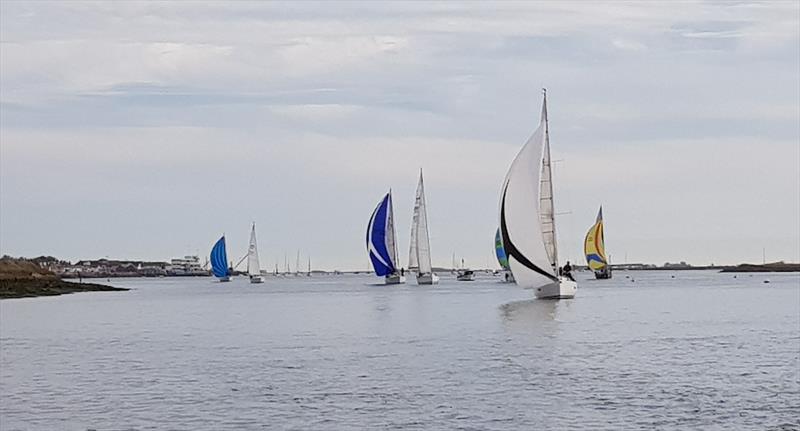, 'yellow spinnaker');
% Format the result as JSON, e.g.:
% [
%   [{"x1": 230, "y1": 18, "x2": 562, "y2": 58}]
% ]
[{"x1": 584, "y1": 207, "x2": 607, "y2": 270}]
